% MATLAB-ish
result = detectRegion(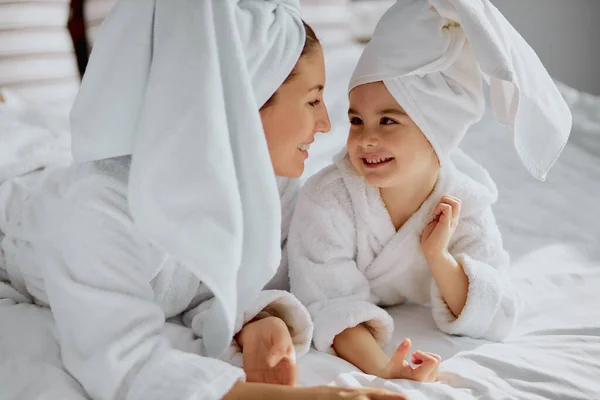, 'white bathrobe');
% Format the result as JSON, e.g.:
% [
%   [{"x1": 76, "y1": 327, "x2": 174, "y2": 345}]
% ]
[
  {"x1": 0, "y1": 157, "x2": 309, "y2": 400},
  {"x1": 288, "y1": 152, "x2": 518, "y2": 354}
]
